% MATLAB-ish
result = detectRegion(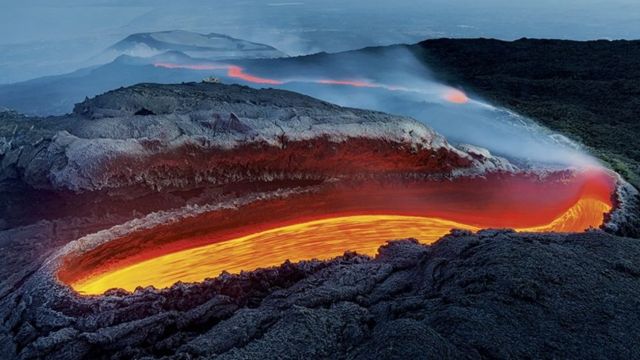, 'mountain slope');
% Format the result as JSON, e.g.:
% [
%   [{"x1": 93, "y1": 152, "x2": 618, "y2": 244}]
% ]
[
  {"x1": 416, "y1": 38, "x2": 640, "y2": 189},
  {"x1": 98, "y1": 30, "x2": 286, "y2": 63}
]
